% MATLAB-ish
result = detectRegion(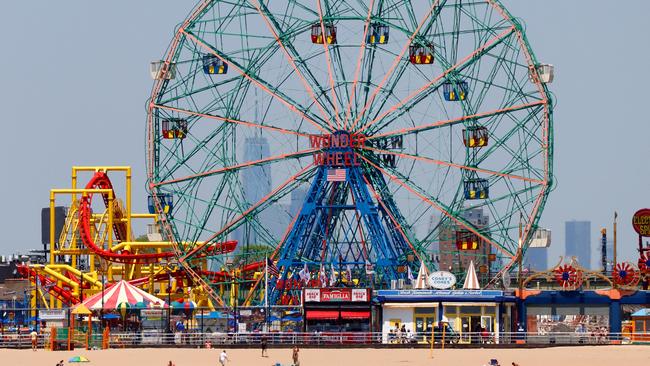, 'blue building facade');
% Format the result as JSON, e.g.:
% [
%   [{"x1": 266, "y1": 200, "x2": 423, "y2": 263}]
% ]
[
  {"x1": 524, "y1": 247, "x2": 548, "y2": 271},
  {"x1": 565, "y1": 221, "x2": 591, "y2": 269}
]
